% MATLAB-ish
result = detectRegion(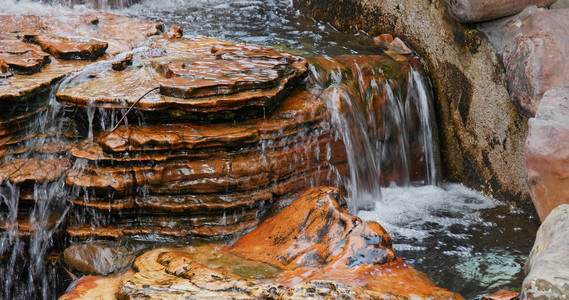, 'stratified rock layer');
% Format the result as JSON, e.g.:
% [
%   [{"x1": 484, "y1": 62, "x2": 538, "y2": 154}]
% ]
[
  {"x1": 525, "y1": 88, "x2": 569, "y2": 220},
  {"x1": 522, "y1": 204, "x2": 569, "y2": 298},
  {"x1": 0, "y1": 11, "x2": 163, "y2": 106},
  {"x1": 56, "y1": 36, "x2": 307, "y2": 120},
  {"x1": 503, "y1": 9, "x2": 569, "y2": 118},
  {"x1": 0, "y1": 8, "x2": 164, "y2": 240},
  {"x1": 65, "y1": 86, "x2": 347, "y2": 239},
  {"x1": 60, "y1": 187, "x2": 461, "y2": 300}
]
